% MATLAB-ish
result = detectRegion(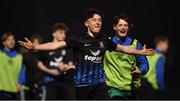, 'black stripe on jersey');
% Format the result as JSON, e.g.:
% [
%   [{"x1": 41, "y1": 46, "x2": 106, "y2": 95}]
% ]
[
  {"x1": 84, "y1": 61, "x2": 91, "y2": 82},
  {"x1": 95, "y1": 63, "x2": 101, "y2": 82},
  {"x1": 99, "y1": 64, "x2": 103, "y2": 81},
  {"x1": 79, "y1": 59, "x2": 86, "y2": 83},
  {"x1": 81, "y1": 60, "x2": 88, "y2": 82},
  {"x1": 75, "y1": 54, "x2": 82, "y2": 83},
  {"x1": 91, "y1": 63, "x2": 99, "y2": 82},
  {"x1": 87, "y1": 62, "x2": 96, "y2": 83}
]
